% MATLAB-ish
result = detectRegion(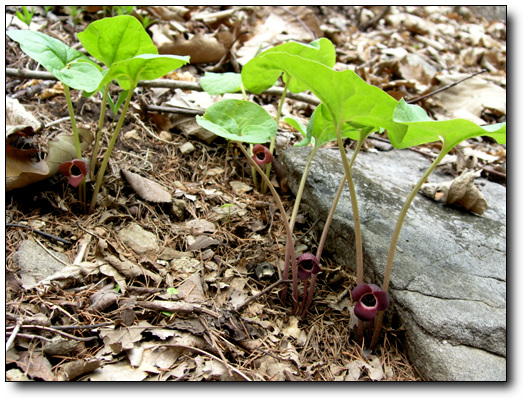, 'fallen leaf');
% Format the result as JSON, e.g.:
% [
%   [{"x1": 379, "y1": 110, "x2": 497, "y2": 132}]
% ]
[
  {"x1": 420, "y1": 170, "x2": 488, "y2": 214},
  {"x1": 17, "y1": 351, "x2": 54, "y2": 381},
  {"x1": 176, "y1": 272, "x2": 206, "y2": 303},
  {"x1": 121, "y1": 169, "x2": 172, "y2": 203}
]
